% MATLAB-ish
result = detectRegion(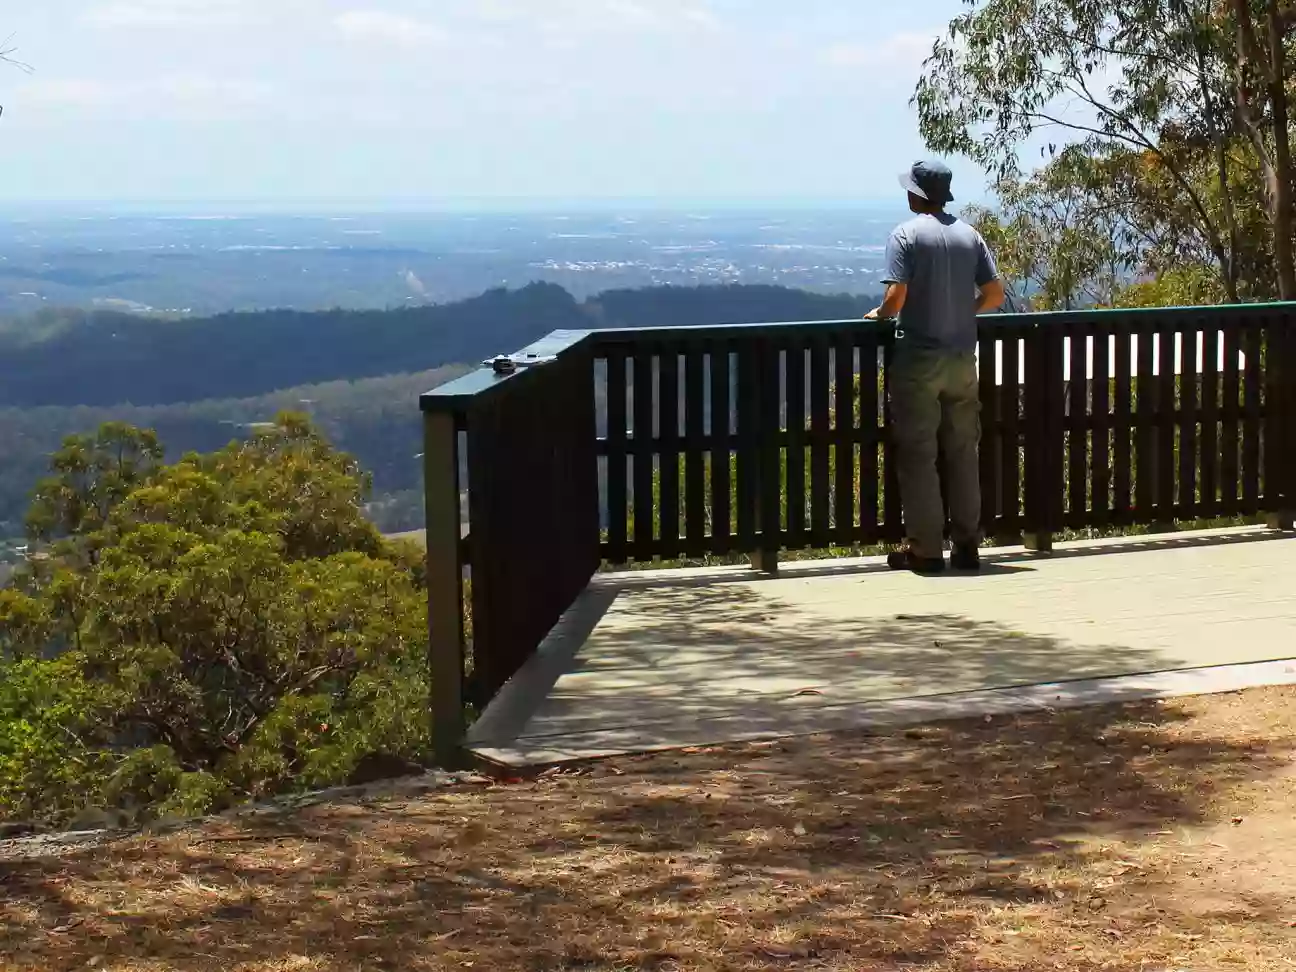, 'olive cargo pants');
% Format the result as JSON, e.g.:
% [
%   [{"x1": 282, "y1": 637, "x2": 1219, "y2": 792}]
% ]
[{"x1": 889, "y1": 347, "x2": 982, "y2": 559}]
